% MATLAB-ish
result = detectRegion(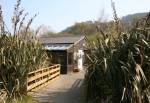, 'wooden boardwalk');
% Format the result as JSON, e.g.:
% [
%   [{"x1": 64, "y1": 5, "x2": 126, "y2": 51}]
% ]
[{"x1": 32, "y1": 70, "x2": 85, "y2": 103}]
